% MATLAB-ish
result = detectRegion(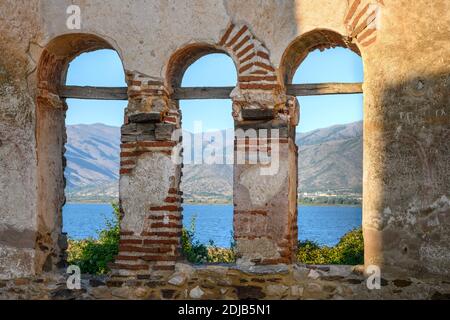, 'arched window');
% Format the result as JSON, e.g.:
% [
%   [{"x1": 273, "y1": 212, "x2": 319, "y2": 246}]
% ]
[
  {"x1": 280, "y1": 29, "x2": 365, "y2": 265},
  {"x1": 293, "y1": 46, "x2": 364, "y2": 263},
  {"x1": 178, "y1": 53, "x2": 237, "y2": 262},
  {"x1": 63, "y1": 49, "x2": 126, "y2": 242},
  {"x1": 36, "y1": 35, "x2": 126, "y2": 273}
]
